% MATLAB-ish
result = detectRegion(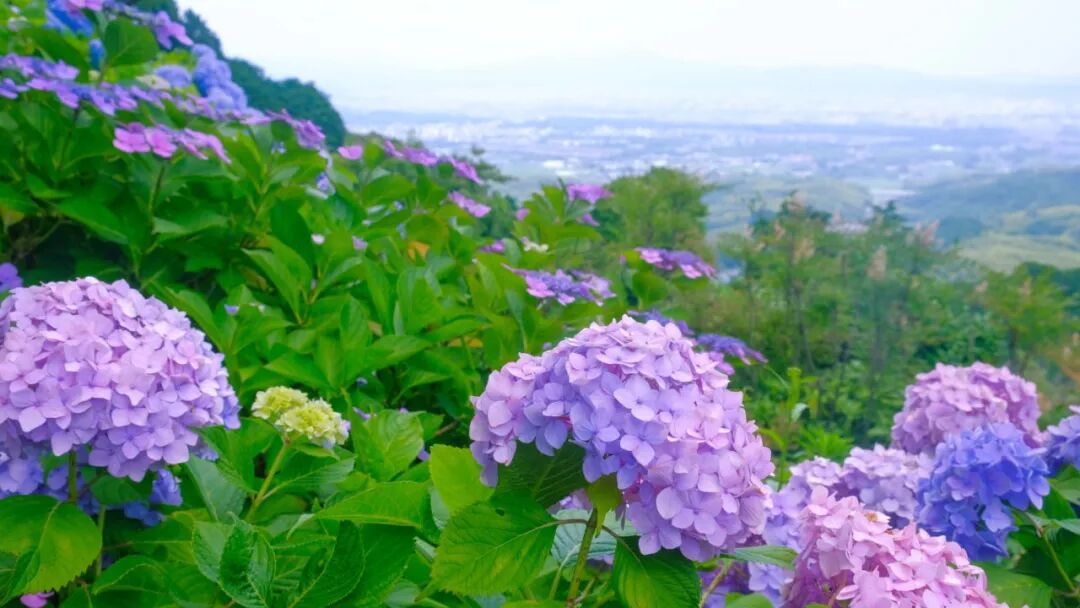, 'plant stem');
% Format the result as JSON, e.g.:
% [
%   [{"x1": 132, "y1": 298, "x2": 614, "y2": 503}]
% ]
[
  {"x1": 699, "y1": 560, "x2": 733, "y2": 608},
  {"x1": 565, "y1": 508, "x2": 599, "y2": 607},
  {"x1": 67, "y1": 452, "x2": 78, "y2": 503},
  {"x1": 246, "y1": 442, "x2": 289, "y2": 522}
]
